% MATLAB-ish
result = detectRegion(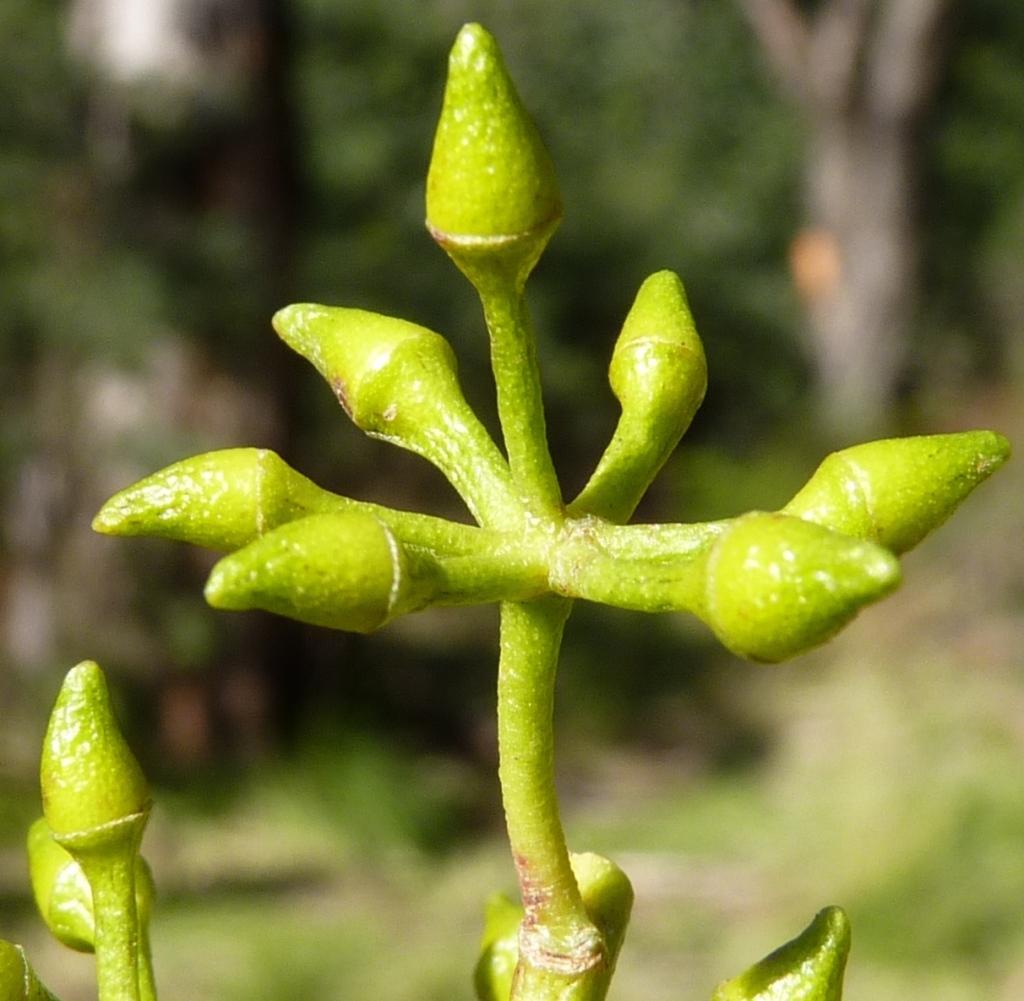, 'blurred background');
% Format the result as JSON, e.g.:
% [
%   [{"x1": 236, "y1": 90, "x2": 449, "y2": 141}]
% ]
[{"x1": 1, "y1": 0, "x2": 1023, "y2": 998}]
